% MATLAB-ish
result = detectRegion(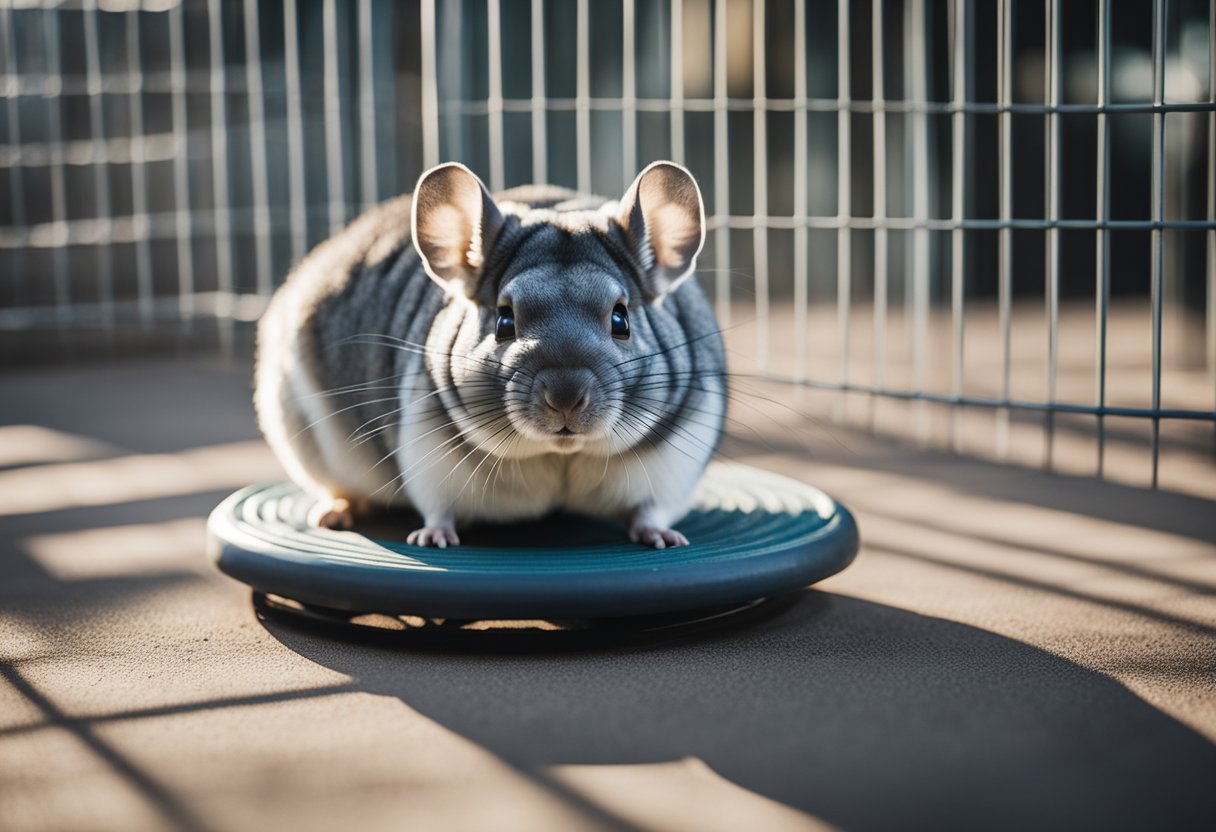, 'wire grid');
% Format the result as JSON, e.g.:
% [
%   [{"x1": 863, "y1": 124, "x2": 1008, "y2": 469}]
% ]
[{"x1": 1, "y1": 0, "x2": 1215, "y2": 487}]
